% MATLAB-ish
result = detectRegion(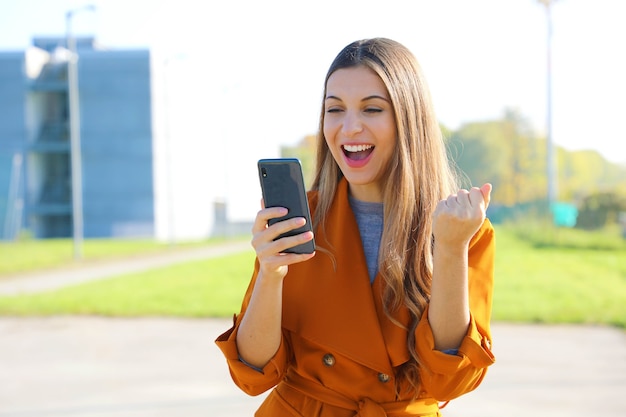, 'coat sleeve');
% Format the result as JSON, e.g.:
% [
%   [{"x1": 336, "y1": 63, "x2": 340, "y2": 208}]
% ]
[
  {"x1": 415, "y1": 220, "x2": 496, "y2": 401},
  {"x1": 214, "y1": 260, "x2": 292, "y2": 396}
]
